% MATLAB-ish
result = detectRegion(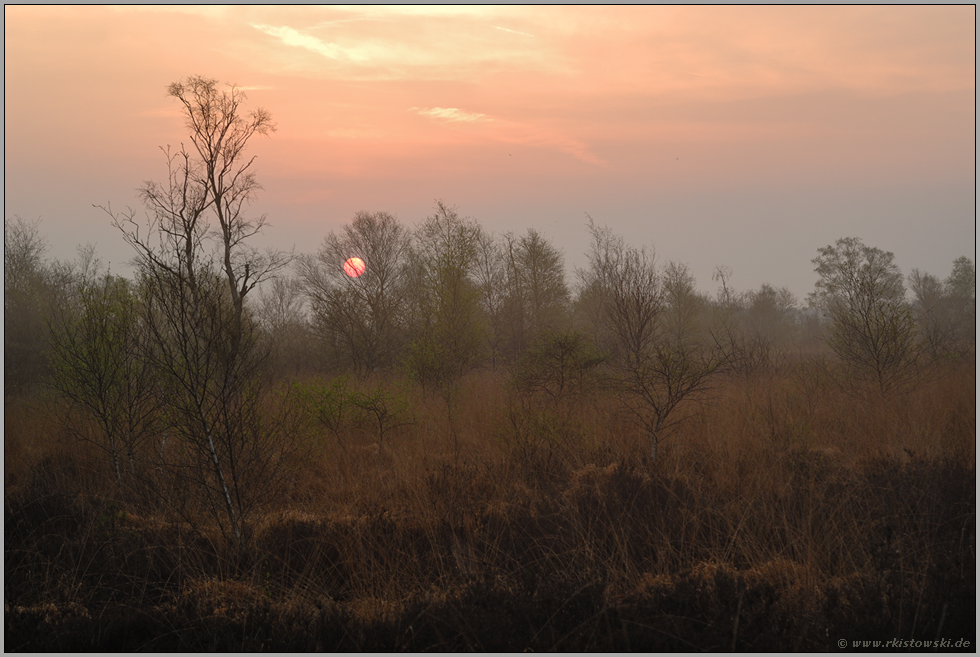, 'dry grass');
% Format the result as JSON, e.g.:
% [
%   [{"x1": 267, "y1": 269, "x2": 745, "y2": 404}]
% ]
[{"x1": 4, "y1": 361, "x2": 975, "y2": 650}]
